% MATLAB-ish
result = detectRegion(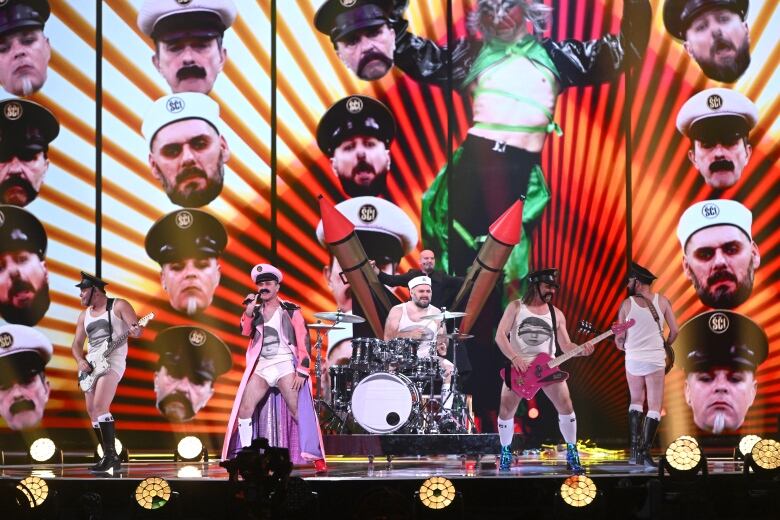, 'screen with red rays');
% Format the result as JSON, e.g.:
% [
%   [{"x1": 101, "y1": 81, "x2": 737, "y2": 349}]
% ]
[{"x1": 0, "y1": 1, "x2": 777, "y2": 457}]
